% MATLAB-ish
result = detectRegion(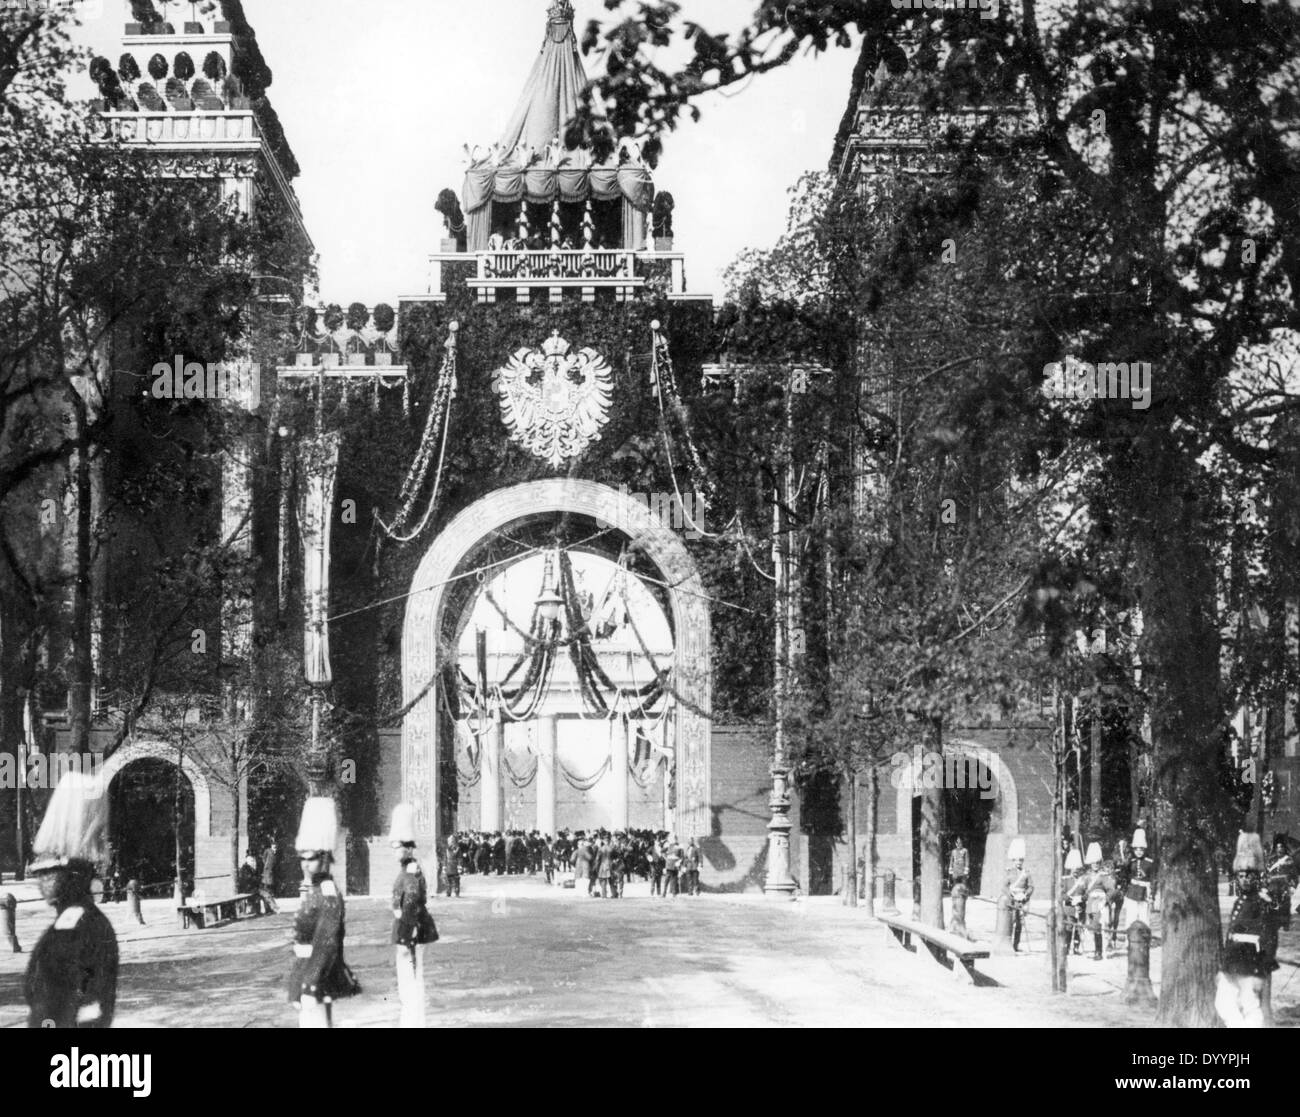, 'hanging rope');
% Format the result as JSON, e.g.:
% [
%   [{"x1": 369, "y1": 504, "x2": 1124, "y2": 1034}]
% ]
[
  {"x1": 650, "y1": 324, "x2": 775, "y2": 581},
  {"x1": 377, "y1": 322, "x2": 459, "y2": 543},
  {"x1": 624, "y1": 581, "x2": 713, "y2": 720}
]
